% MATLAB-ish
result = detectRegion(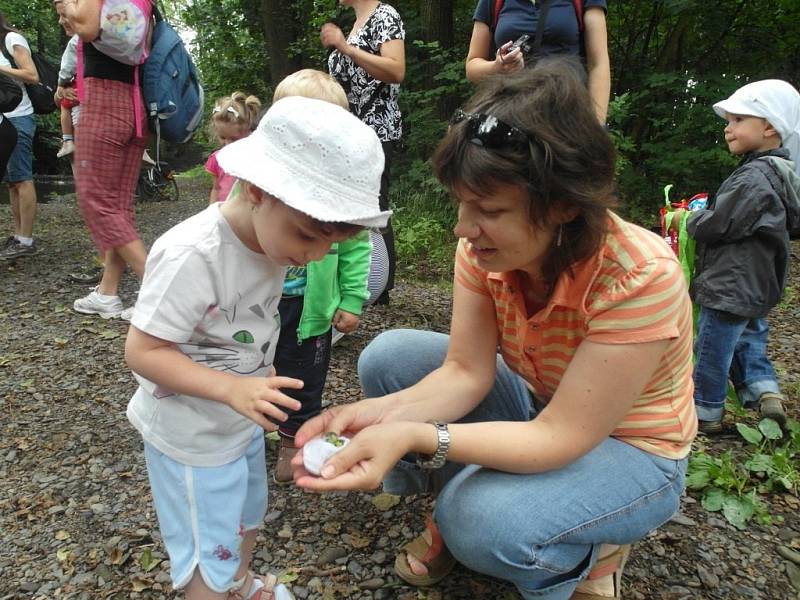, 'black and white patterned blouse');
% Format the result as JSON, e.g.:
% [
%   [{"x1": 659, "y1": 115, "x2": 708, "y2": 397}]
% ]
[{"x1": 327, "y1": 3, "x2": 405, "y2": 142}]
